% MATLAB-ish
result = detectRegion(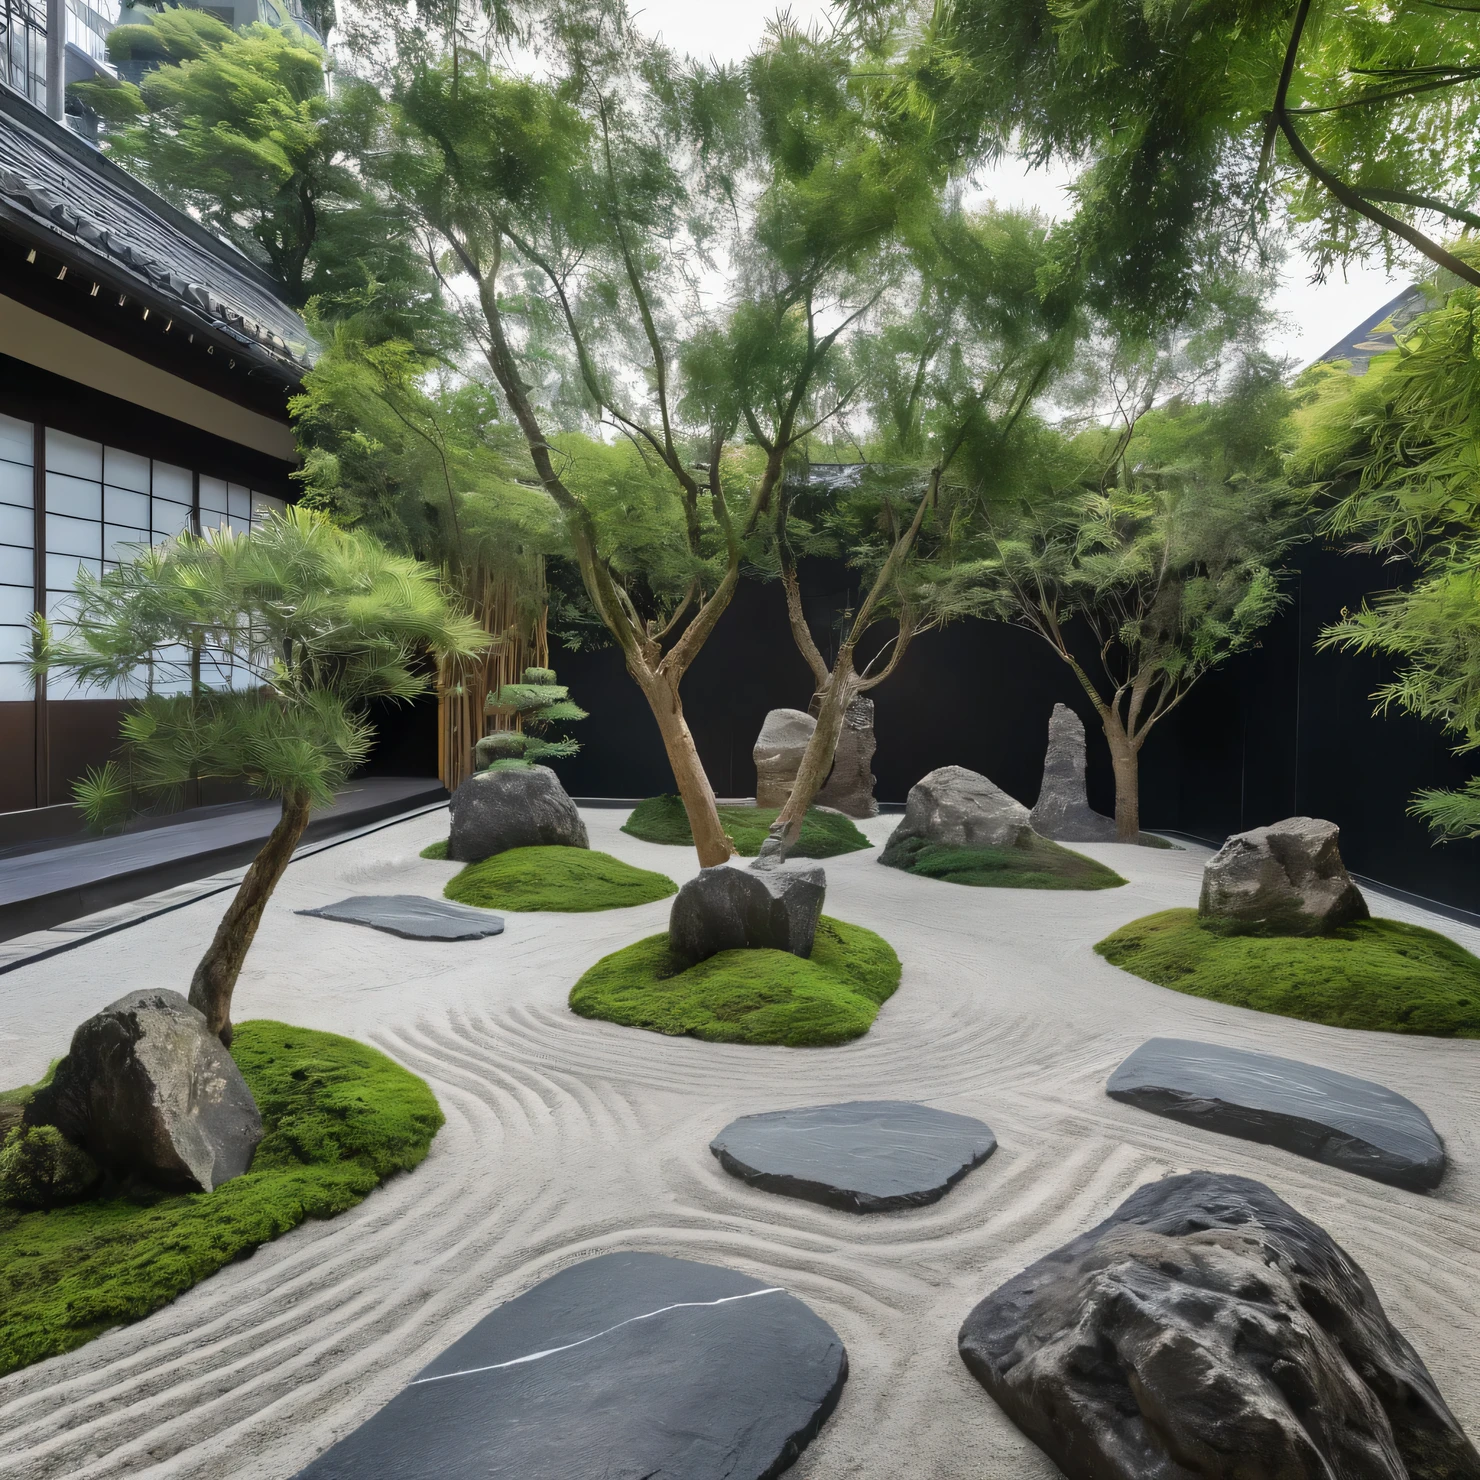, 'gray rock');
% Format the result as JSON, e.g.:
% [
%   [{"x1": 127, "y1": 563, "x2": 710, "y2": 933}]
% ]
[
  {"x1": 1108, "y1": 1037, "x2": 1445, "y2": 1190},
  {"x1": 448, "y1": 763, "x2": 588, "y2": 863},
  {"x1": 1199, "y1": 815, "x2": 1369, "y2": 935},
  {"x1": 754, "y1": 708, "x2": 817, "y2": 808},
  {"x1": 298, "y1": 895, "x2": 505, "y2": 941},
  {"x1": 1029, "y1": 704, "x2": 1117, "y2": 842},
  {"x1": 669, "y1": 863, "x2": 825, "y2": 968},
  {"x1": 959, "y1": 1171, "x2": 1480, "y2": 1480},
  {"x1": 25, "y1": 988, "x2": 262, "y2": 1192},
  {"x1": 292, "y1": 1251, "x2": 848, "y2": 1480},
  {"x1": 816, "y1": 699, "x2": 879, "y2": 818},
  {"x1": 711, "y1": 1100, "x2": 997, "y2": 1212},
  {"x1": 880, "y1": 765, "x2": 1033, "y2": 869}
]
